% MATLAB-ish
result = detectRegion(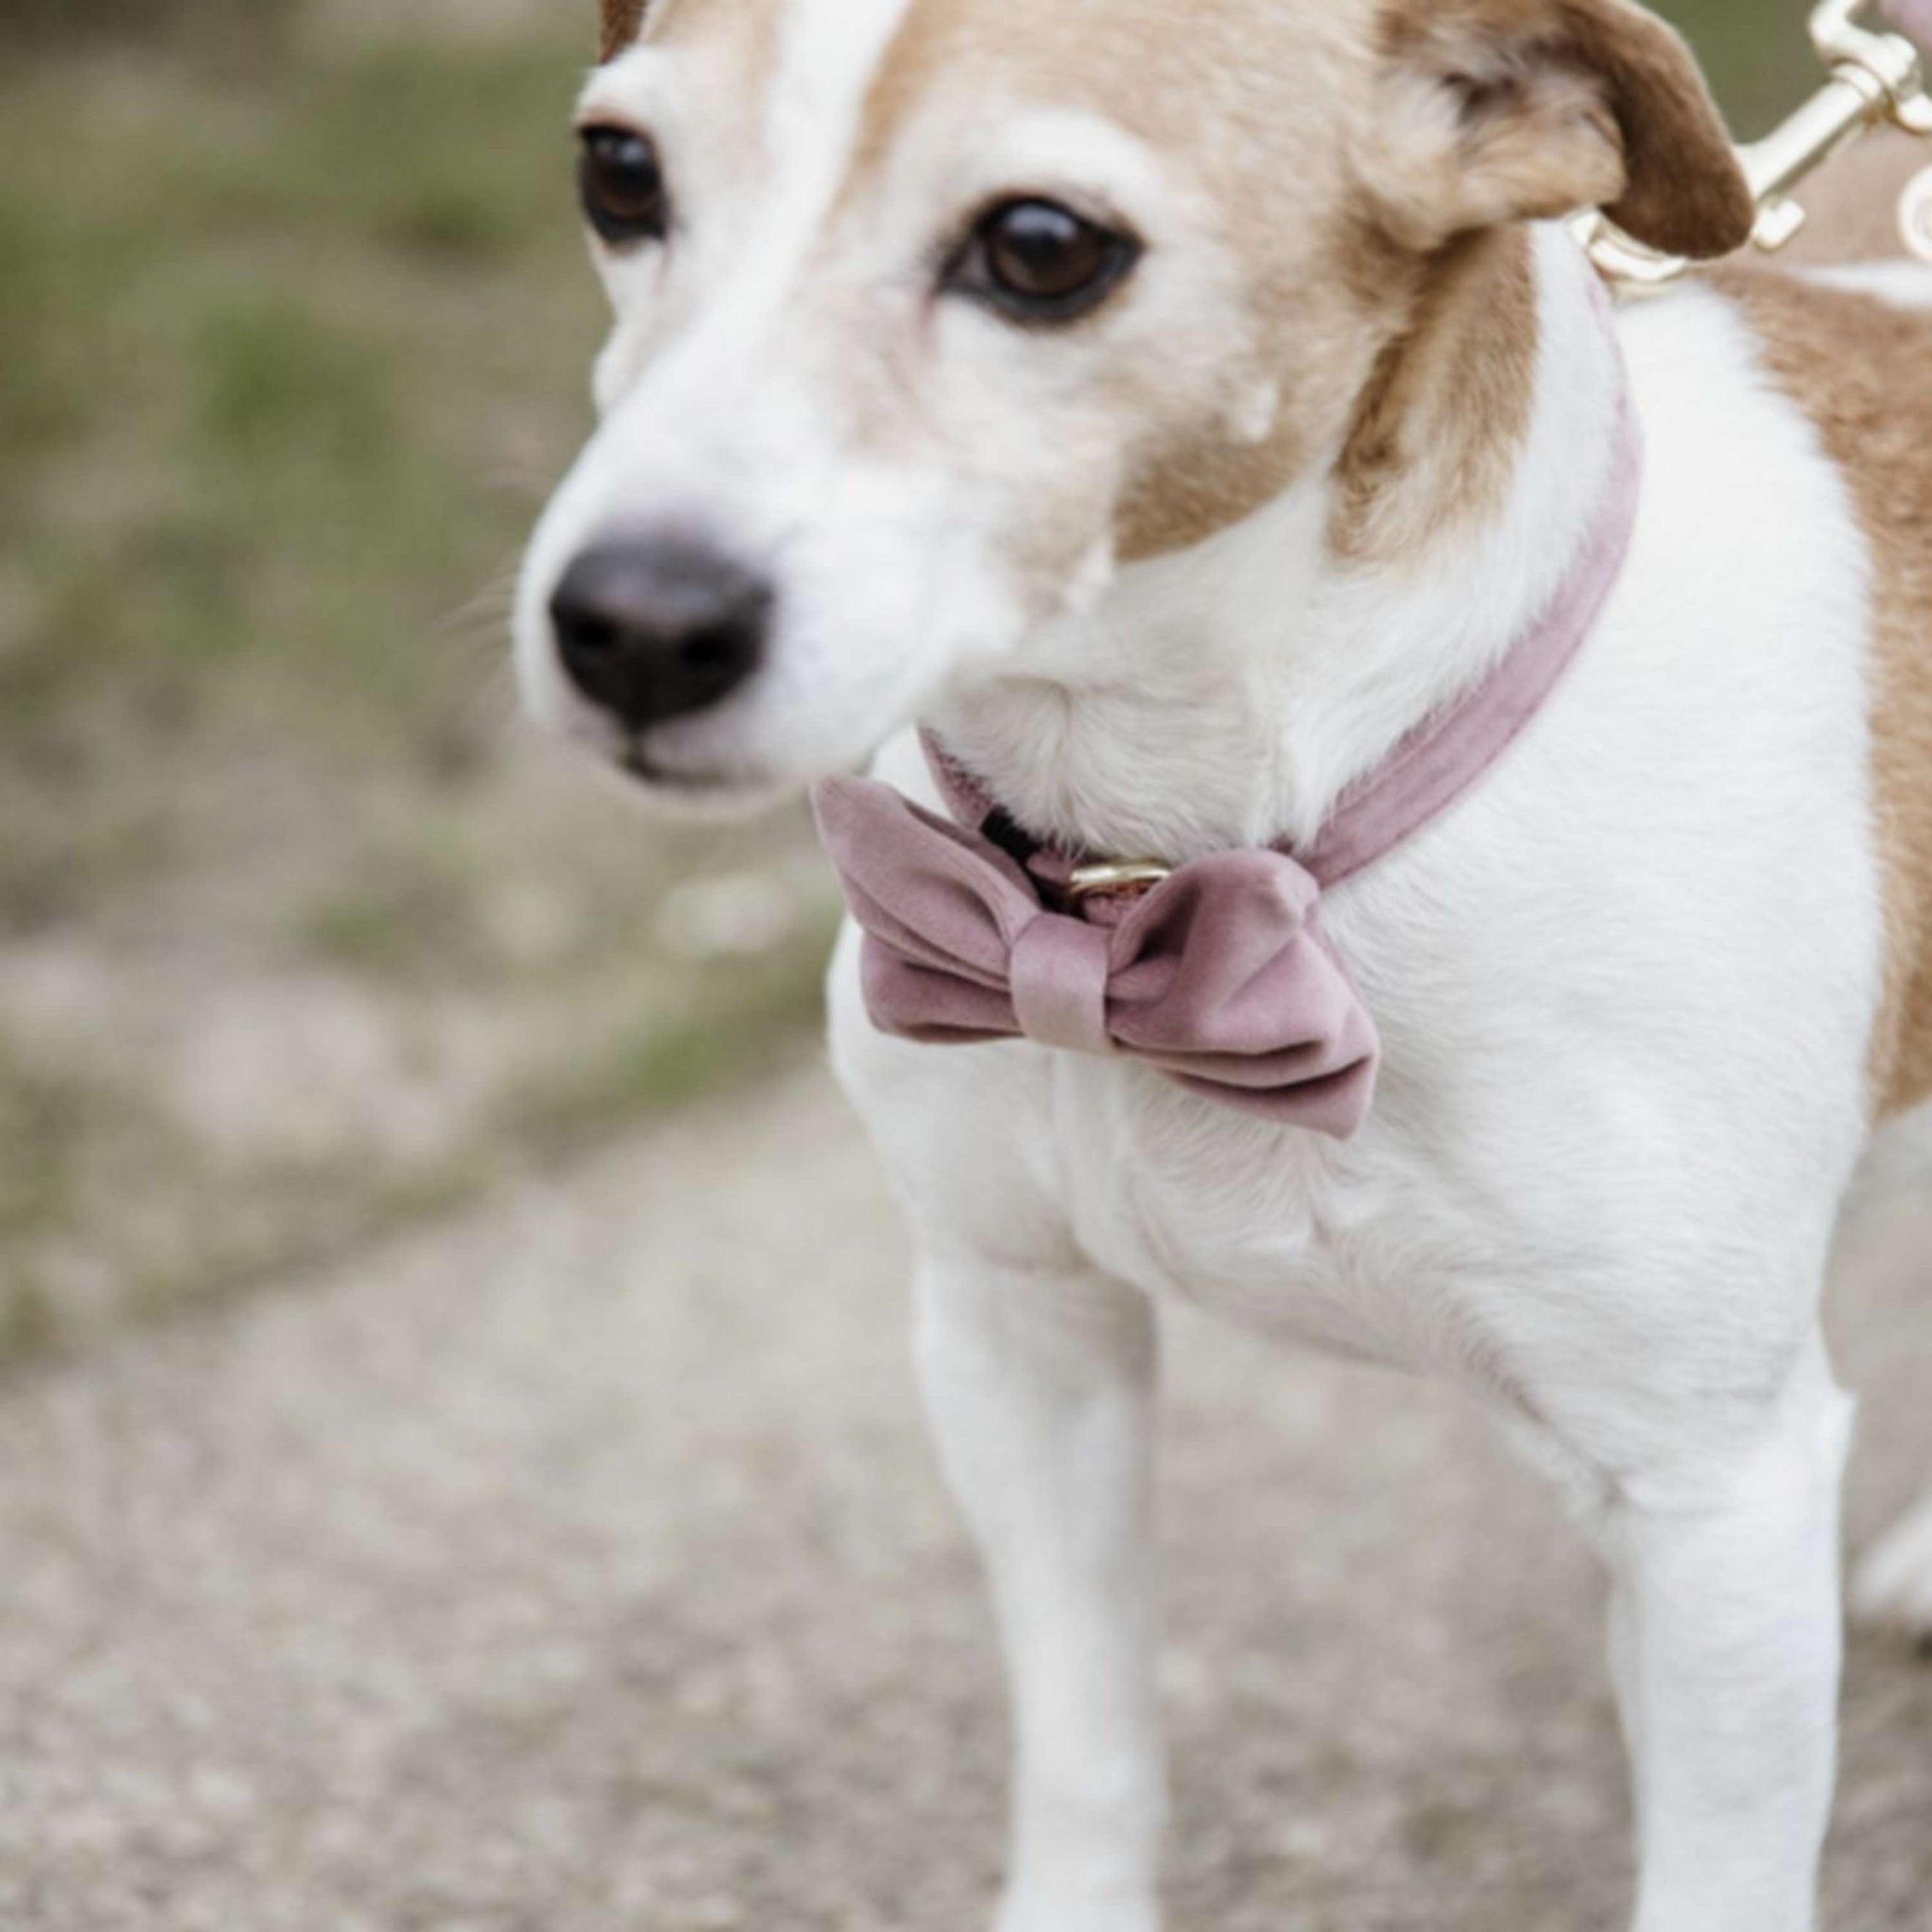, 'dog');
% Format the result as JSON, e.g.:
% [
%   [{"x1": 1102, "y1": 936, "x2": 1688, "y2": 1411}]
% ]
[{"x1": 515, "y1": 1, "x2": 1932, "y2": 1925}]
